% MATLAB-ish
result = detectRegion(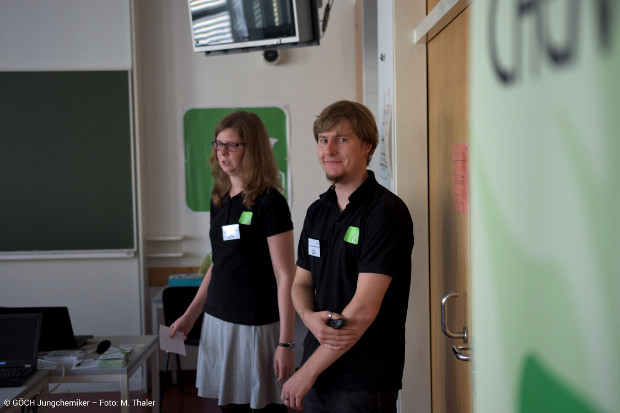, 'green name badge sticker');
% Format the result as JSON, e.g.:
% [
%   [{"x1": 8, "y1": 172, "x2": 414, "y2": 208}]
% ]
[
  {"x1": 344, "y1": 226, "x2": 360, "y2": 245},
  {"x1": 239, "y1": 211, "x2": 253, "y2": 225}
]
